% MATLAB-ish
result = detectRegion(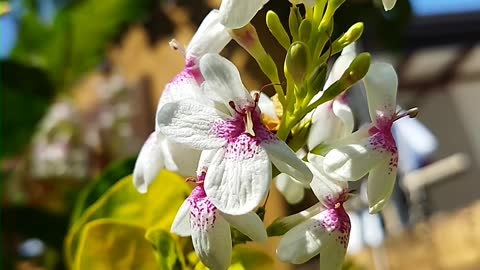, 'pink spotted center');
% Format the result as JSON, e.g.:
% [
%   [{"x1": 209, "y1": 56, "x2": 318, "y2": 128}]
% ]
[
  {"x1": 368, "y1": 116, "x2": 398, "y2": 174},
  {"x1": 188, "y1": 184, "x2": 218, "y2": 231},
  {"x1": 319, "y1": 191, "x2": 351, "y2": 248},
  {"x1": 210, "y1": 102, "x2": 276, "y2": 160}
]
